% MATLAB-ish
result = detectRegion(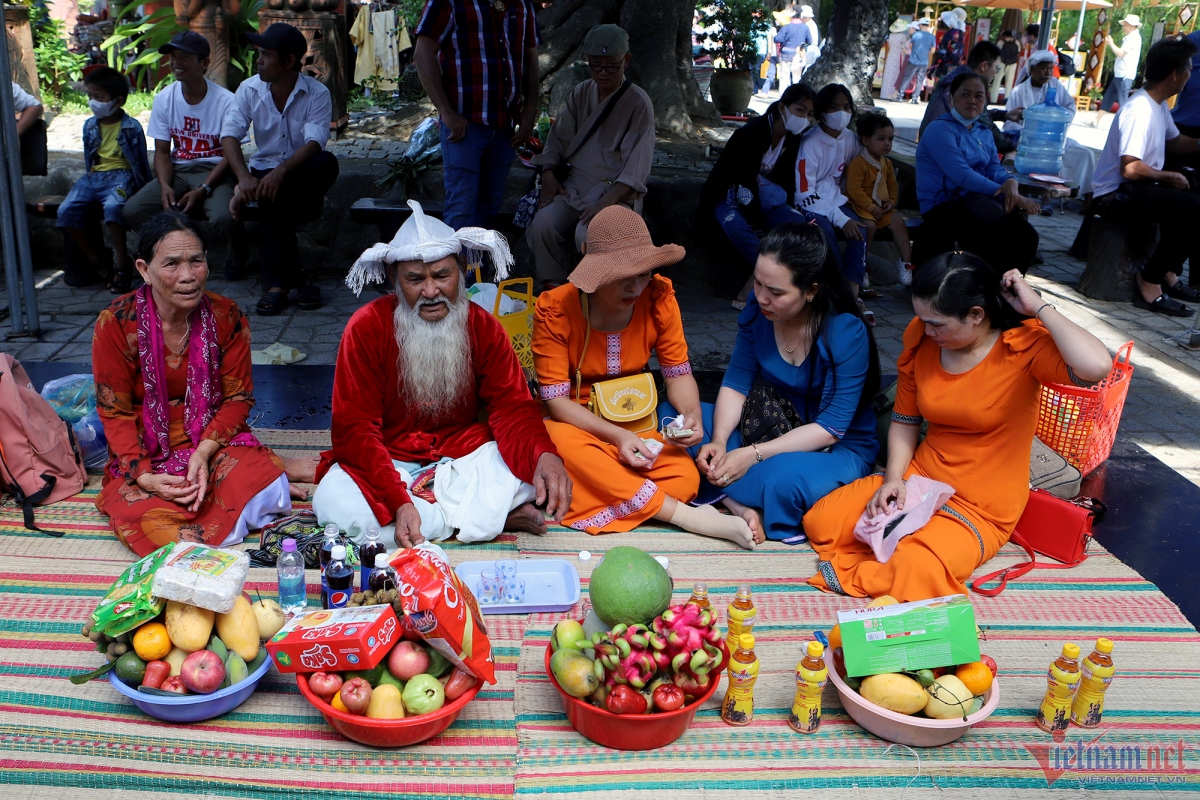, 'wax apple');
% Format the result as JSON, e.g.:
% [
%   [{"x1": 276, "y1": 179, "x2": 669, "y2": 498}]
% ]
[
  {"x1": 339, "y1": 677, "x2": 372, "y2": 715},
  {"x1": 309, "y1": 671, "x2": 344, "y2": 702}
]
